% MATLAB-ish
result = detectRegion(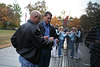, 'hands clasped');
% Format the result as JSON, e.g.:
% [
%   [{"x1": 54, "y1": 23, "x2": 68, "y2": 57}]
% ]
[{"x1": 44, "y1": 36, "x2": 54, "y2": 42}]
